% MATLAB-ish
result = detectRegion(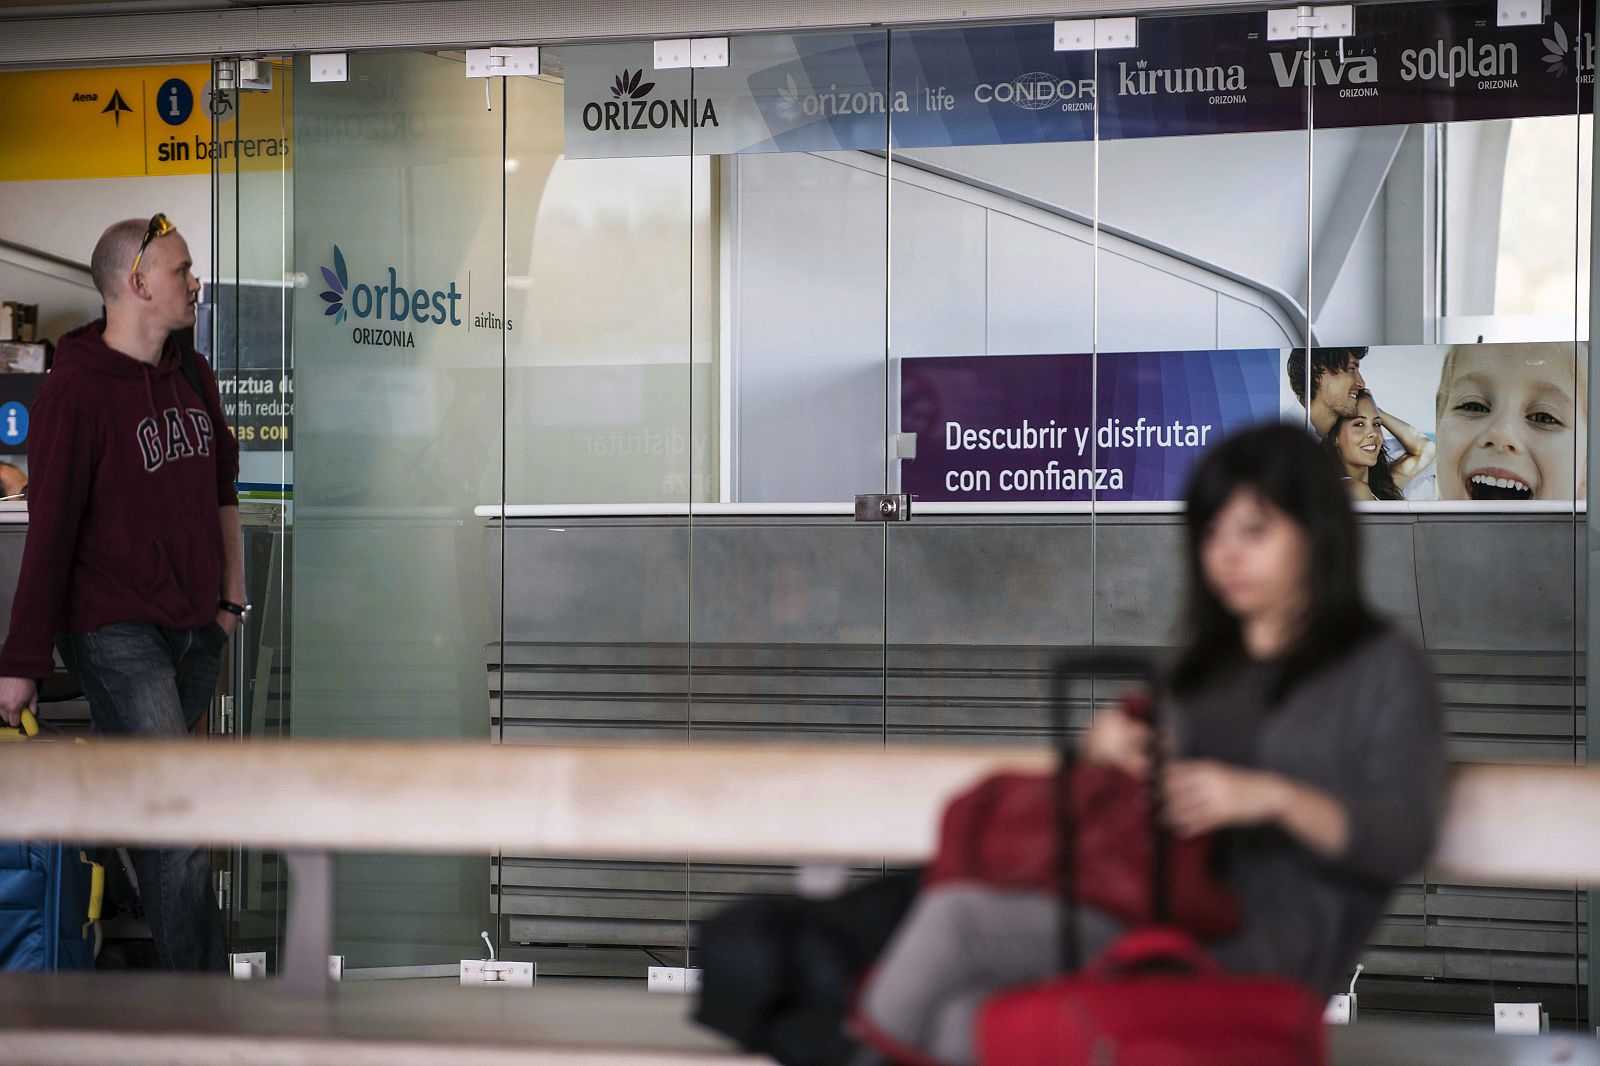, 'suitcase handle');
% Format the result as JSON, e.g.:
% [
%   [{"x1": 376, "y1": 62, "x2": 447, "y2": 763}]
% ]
[
  {"x1": 1048, "y1": 651, "x2": 1166, "y2": 973},
  {"x1": 1087, "y1": 928, "x2": 1220, "y2": 980}
]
